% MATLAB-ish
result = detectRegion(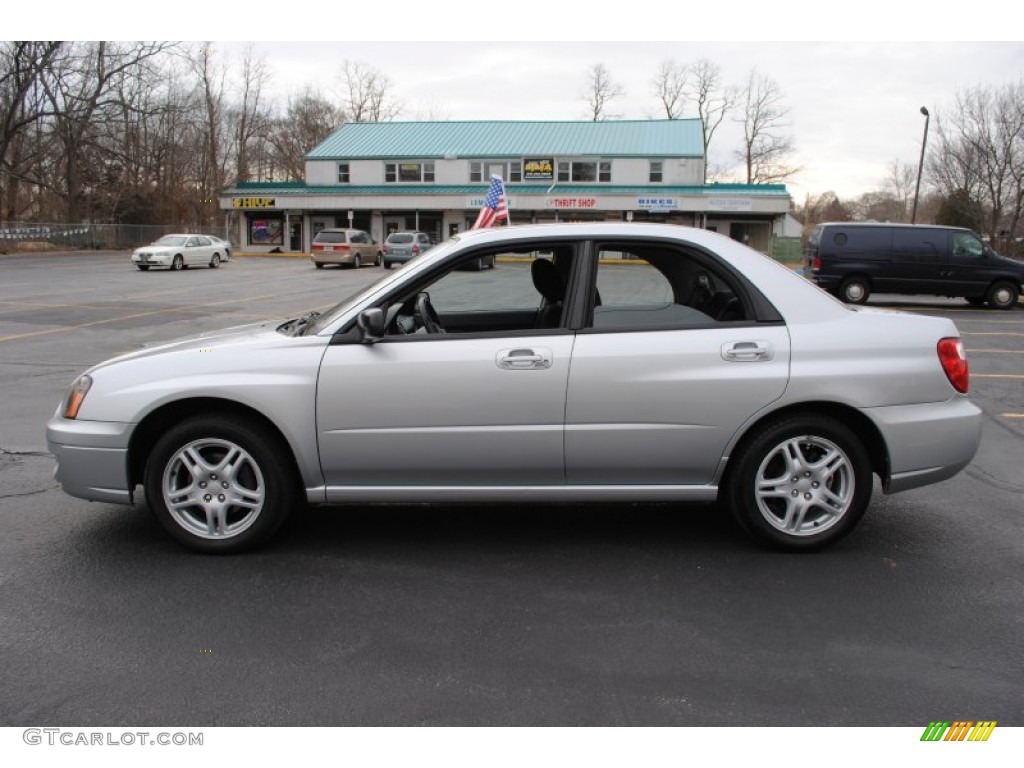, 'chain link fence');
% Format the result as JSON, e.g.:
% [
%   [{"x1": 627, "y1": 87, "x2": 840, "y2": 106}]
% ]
[{"x1": 0, "y1": 222, "x2": 232, "y2": 253}]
